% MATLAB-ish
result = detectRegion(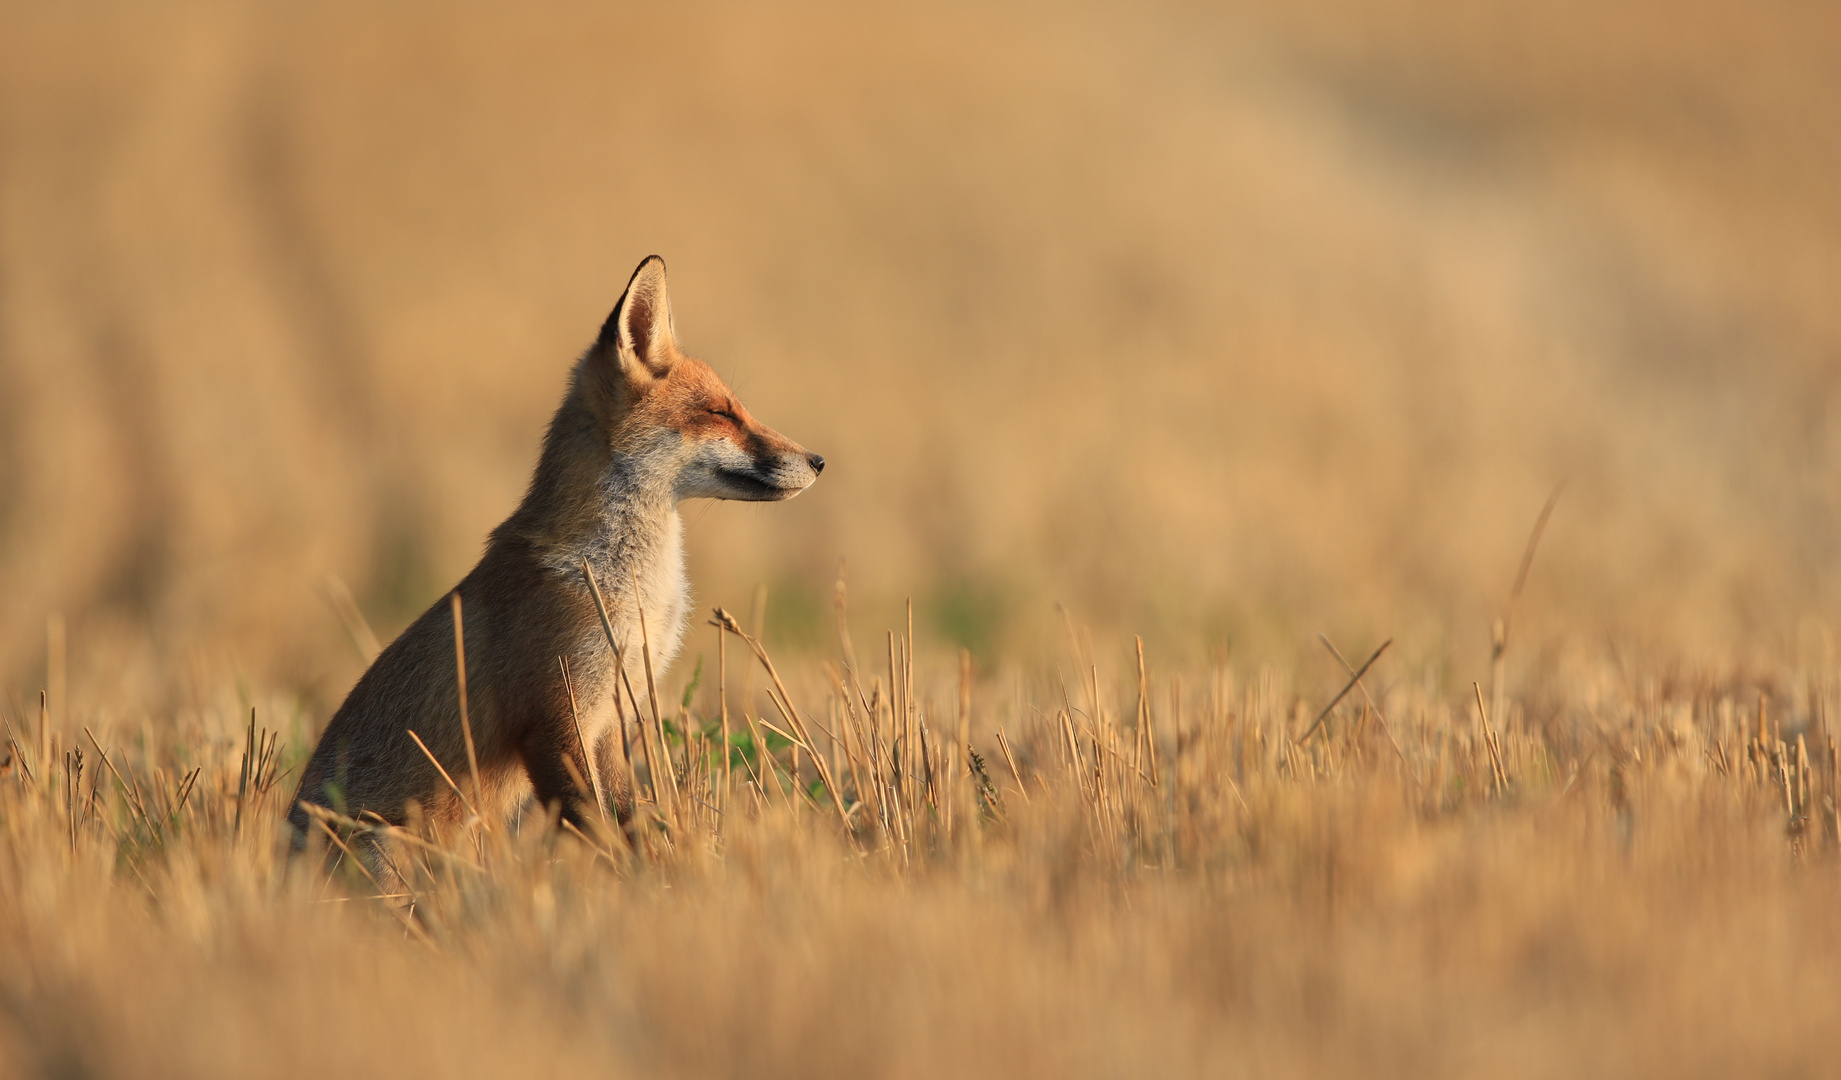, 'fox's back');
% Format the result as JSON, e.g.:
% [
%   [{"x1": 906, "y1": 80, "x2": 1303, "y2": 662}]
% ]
[{"x1": 291, "y1": 539, "x2": 554, "y2": 831}]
